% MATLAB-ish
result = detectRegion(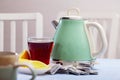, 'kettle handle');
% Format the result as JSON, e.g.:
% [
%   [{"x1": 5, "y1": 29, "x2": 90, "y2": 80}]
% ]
[{"x1": 85, "y1": 21, "x2": 108, "y2": 58}]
